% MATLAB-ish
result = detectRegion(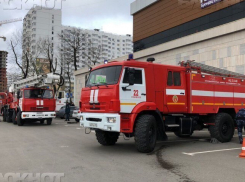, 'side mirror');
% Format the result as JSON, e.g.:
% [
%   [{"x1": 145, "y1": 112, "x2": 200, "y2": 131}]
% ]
[
  {"x1": 17, "y1": 90, "x2": 21, "y2": 99},
  {"x1": 58, "y1": 92, "x2": 62, "y2": 99},
  {"x1": 127, "y1": 68, "x2": 135, "y2": 86}
]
